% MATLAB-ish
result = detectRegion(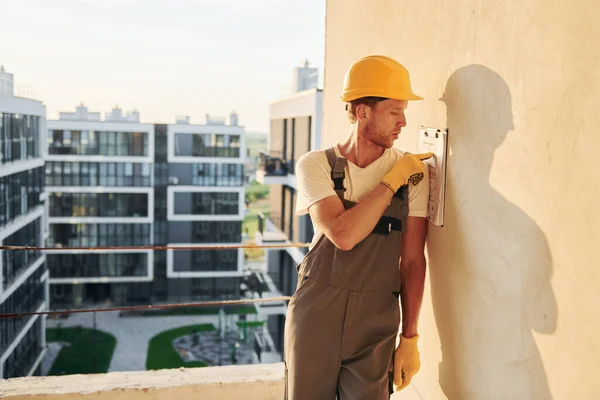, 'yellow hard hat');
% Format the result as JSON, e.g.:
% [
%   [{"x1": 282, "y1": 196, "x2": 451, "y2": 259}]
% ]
[{"x1": 341, "y1": 55, "x2": 423, "y2": 102}]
